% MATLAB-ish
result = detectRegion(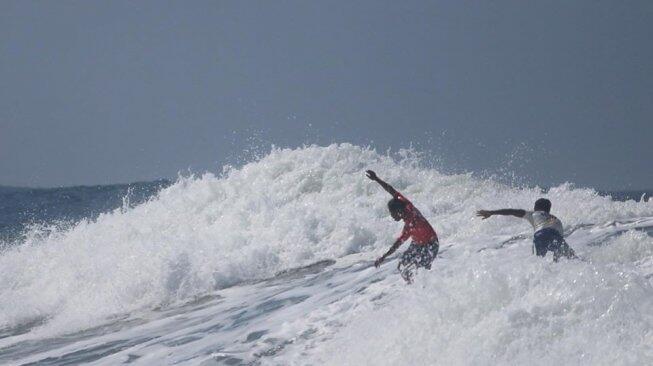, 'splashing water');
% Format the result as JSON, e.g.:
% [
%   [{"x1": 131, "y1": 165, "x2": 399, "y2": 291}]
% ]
[{"x1": 0, "y1": 144, "x2": 651, "y2": 365}]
